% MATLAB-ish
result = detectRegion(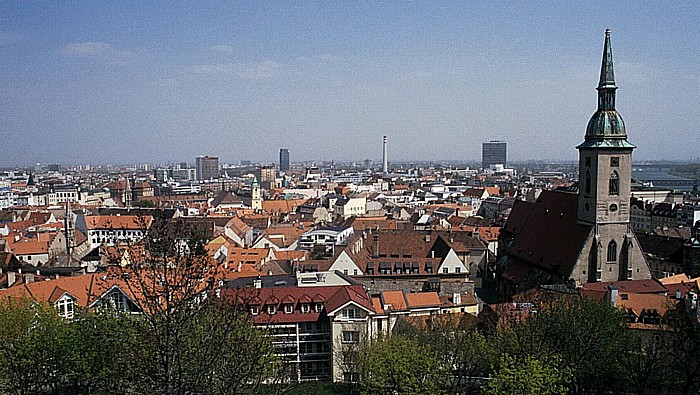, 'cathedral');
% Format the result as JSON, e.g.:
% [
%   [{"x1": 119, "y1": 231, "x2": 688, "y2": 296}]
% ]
[{"x1": 497, "y1": 30, "x2": 652, "y2": 297}]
